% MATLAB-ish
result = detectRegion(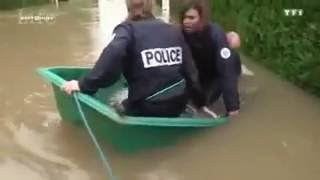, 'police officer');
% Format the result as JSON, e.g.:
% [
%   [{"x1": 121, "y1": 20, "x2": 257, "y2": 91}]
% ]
[
  {"x1": 180, "y1": 0, "x2": 241, "y2": 116},
  {"x1": 62, "y1": 0, "x2": 201, "y2": 117}
]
